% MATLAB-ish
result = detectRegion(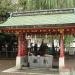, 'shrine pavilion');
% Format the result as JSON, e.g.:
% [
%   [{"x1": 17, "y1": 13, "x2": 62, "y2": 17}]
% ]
[{"x1": 0, "y1": 8, "x2": 75, "y2": 69}]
